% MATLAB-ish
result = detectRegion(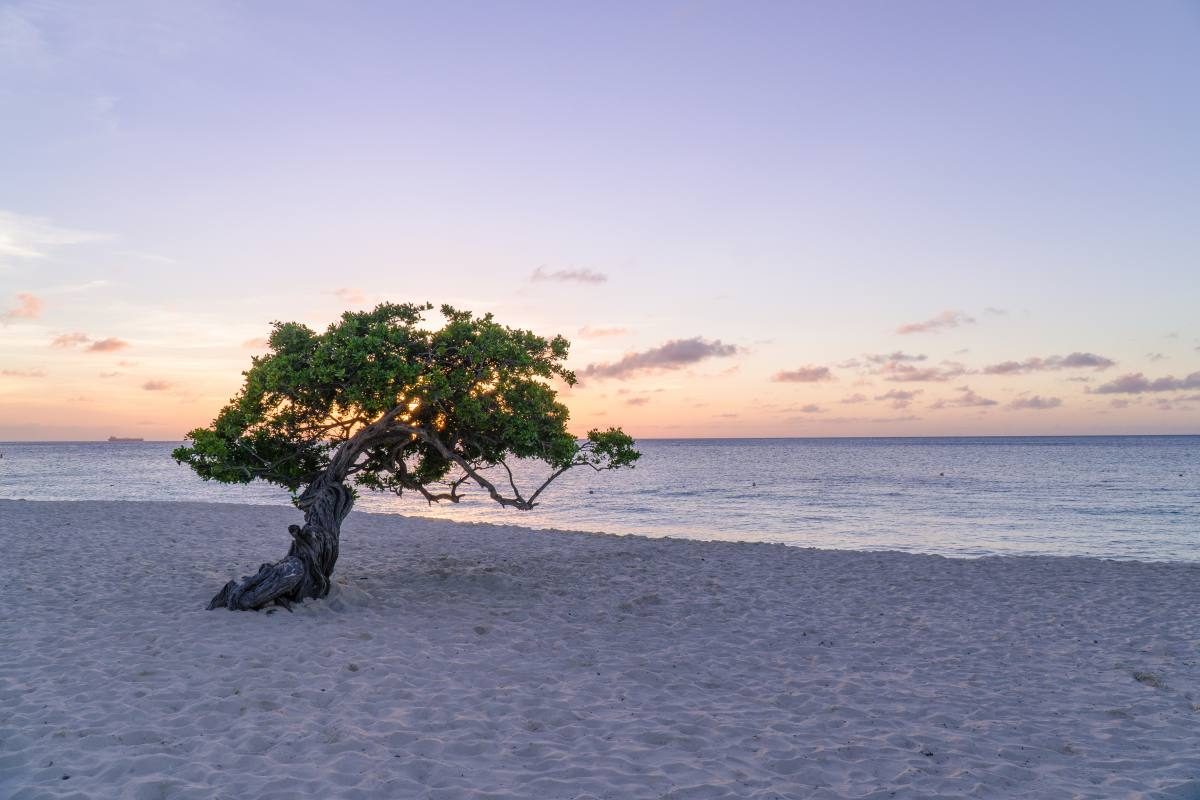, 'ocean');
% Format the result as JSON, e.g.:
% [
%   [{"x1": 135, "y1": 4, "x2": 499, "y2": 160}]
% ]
[{"x1": 1, "y1": 437, "x2": 1197, "y2": 561}]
